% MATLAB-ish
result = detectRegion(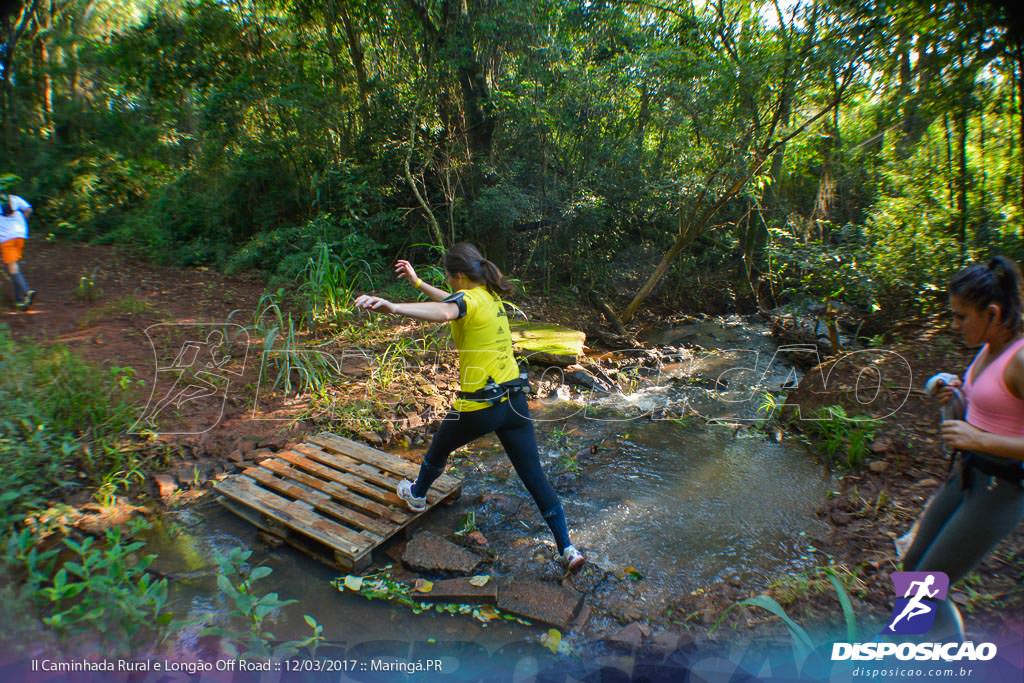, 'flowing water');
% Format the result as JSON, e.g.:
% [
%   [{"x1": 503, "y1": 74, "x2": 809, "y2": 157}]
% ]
[
  {"x1": 149, "y1": 314, "x2": 829, "y2": 645},
  {"x1": 466, "y1": 315, "x2": 830, "y2": 593}
]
